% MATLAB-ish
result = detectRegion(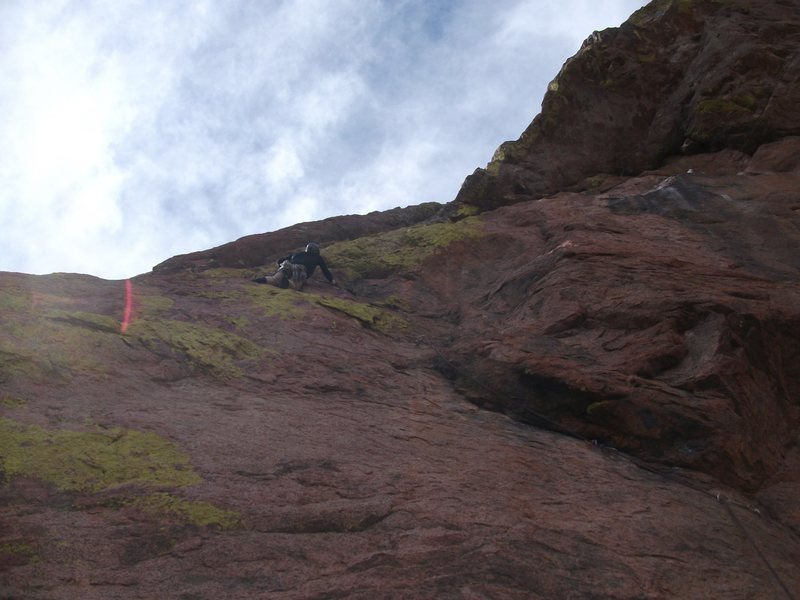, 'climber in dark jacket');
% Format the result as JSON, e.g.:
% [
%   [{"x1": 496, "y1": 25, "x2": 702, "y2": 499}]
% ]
[{"x1": 253, "y1": 242, "x2": 335, "y2": 291}]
